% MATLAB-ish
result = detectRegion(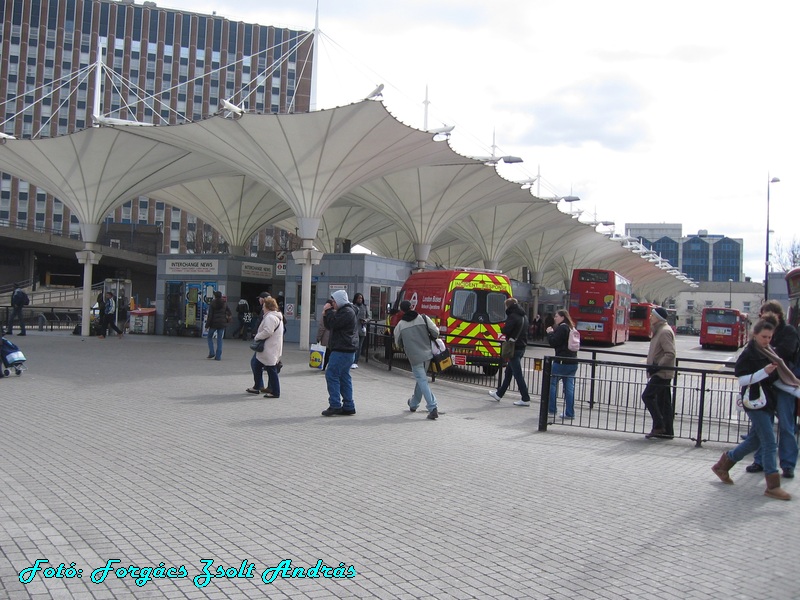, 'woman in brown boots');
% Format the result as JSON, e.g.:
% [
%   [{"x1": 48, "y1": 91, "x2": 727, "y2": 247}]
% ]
[{"x1": 712, "y1": 315, "x2": 800, "y2": 500}]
